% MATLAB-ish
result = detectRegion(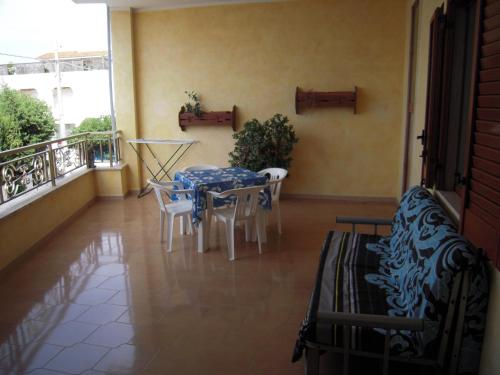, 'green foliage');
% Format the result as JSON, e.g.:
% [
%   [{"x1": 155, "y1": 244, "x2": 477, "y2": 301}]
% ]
[
  {"x1": 72, "y1": 115, "x2": 112, "y2": 134},
  {"x1": 183, "y1": 91, "x2": 203, "y2": 117},
  {"x1": 229, "y1": 114, "x2": 298, "y2": 172},
  {"x1": 0, "y1": 86, "x2": 56, "y2": 152},
  {"x1": 71, "y1": 115, "x2": 112, "y2": 159}
]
